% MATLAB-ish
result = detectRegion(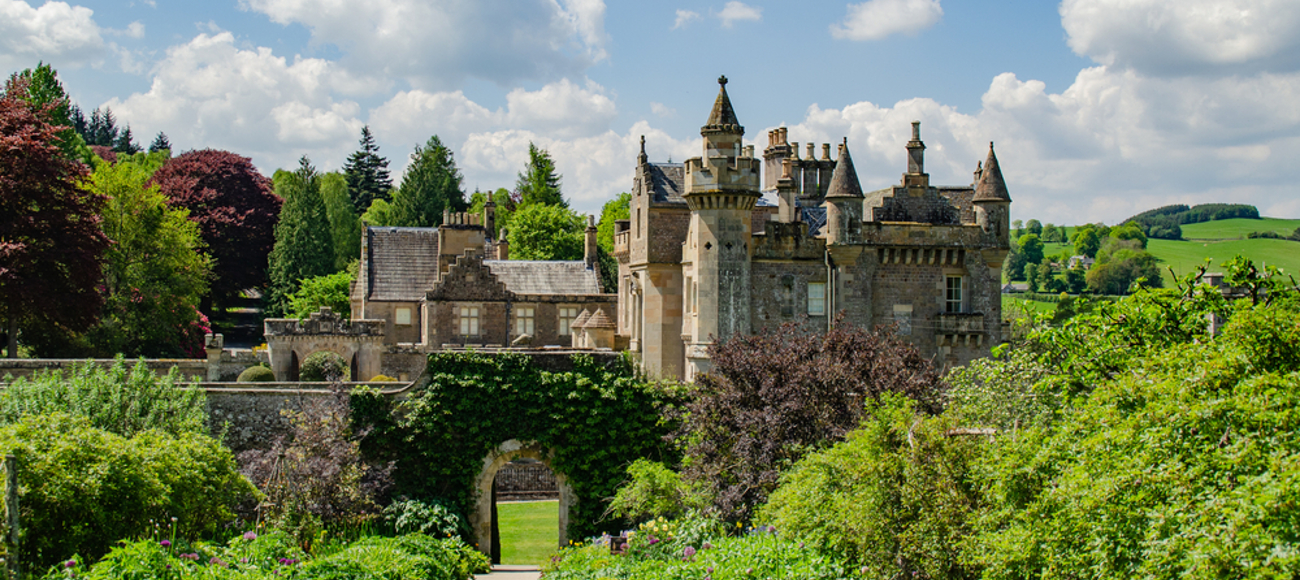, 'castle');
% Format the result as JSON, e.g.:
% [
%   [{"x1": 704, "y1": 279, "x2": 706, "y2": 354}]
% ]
[
  {"x1": 613, "y1": 77, "x2": 1011, "y2": 381},
  {"x1": 259, "y1": 76, "x2": 1011, "y2": 383}
]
